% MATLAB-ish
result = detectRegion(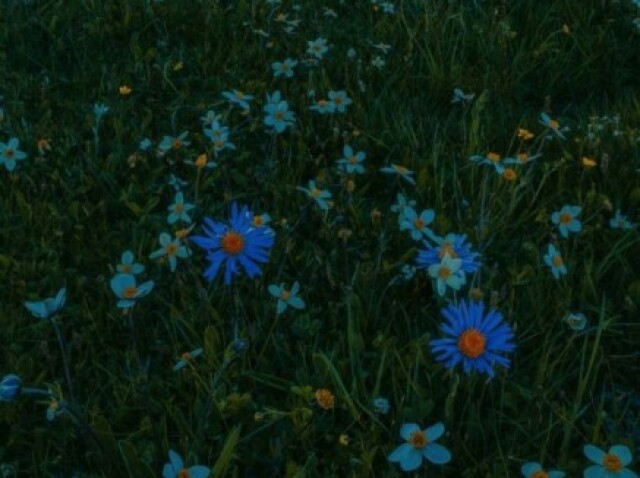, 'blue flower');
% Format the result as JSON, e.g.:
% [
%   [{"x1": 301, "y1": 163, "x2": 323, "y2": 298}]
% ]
[
  {"x1": 563, "y1": 312, "x2": 587, "y2": 331},
  {"x1": 372, "y1": 396, "x2": 390, "y2": 415},
  {"x1": 470, "y1": 151, "x2": 505, "y2": 174},
  {"x1": 521, "y1": 462, "x2": 565, "y2": 478},
  {"x1": 551, "y1": 205, "x2": 582, "y2": 238},
  {"x1": 399, "y1": 206, "x2": 436, "y2": 241},
  {"x1": 307, "y1": 37, "x2": 329, "y2": 59},
  {"x1": 427, "y1": 253, "x2": 466, "y2": 297},
  {"x1": 222, "y1": 90, "x2": 254, "y2": 111},
  {"x1": 543, "y1": 243, "x2": 567, "y2": 279},
  {"x1": 416, "y1": 233, "x2": 482, "y2": 274},
  {"x1": 309, "y1": 97, "x2": 336, "y2": 114},
  {"x1": 272, "y1": 58, "x2": 298, "y2": 78},
  {"x1": 162, "y1": 449, "x2": 210, "y2": 478},
  {"x1": 167, "y1": 192, "x2": 196, "y2": 225},
  {"x1": 0, "y1": 374, "x2": 22, "y2": 402},
  {"x1": 429, "y1": 300, "x2": 516, "y2": 378},
  {"x1": 451, "y1": 88, "x2": 475, "y2": 104},
  {"x1": 610, "y1": 210, "x2": 635, "y2": 231},
  {"x1": 328, "y1": 90, "x2": 352, "y2": 113},
  {"x1": 189, "y1": 202, "x2": 276, "y2": 285},
  {"x1": 268, "y1": 282, "x2": 306, "y2": 314},
  {"x1": 159, "y1": 131, "x2": 190, "y2": 153},
  {"x1": 296, "y1": 180, "x2": 332, "y2": 210},
  {"x1": 539, "y1": 113, "x2": 566, "y2": 139},
  {"x1": 583, "y1": 444, "x2": 638, "y2": 478},
  {"x1": 388, "y1": 422, "x2": 451, "y2": 472},
  {"x1": 0, "y1": 137, "x2": 27, "y2": 172},
  {"x1": 390, "y1": 193, "x2": 417, "y2": 217},
  {"x1": 204, "y1": 119, "x2": 235, "y2": 156},
  {"x1": 173, "y1": 348, "x2": 204, "y2": 371},
  {"x1": 24, "y1": 288, "x2": 67, "y2": 320},
  {"x1": 93, "y1": 103, "x2": 109, "y2": 121},
  {"x1": 139, "y1": 138, "x2": 153, "y2": 151},
  {"x1": 149, "y1": 233, "x2": 190, "y2": 273},
  {"x1": 116, "y1": 250, "x2": 145, "y2": 275},
  {"x1": 380, "y1": 164, "x2": 416, "y2": 184},
  {"x1": 167, "y1": 174, "x2": 189, "y2": 191},
  {"x1": 336, "y1": 145, "x2": 366, "y2": 174},
  {"x1": 110, "y1": 274, "x2": 155, "y2": 308},
  {"x1": 263, "y1": 91, "x2": 295, "y2": 133}
]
